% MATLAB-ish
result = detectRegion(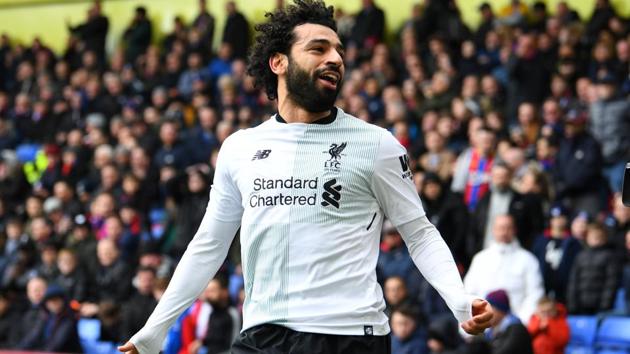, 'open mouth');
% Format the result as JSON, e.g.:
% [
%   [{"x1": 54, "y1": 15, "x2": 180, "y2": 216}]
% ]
[{"x1": 317, "y1": 71, "x2": 340, "y2": 89}]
